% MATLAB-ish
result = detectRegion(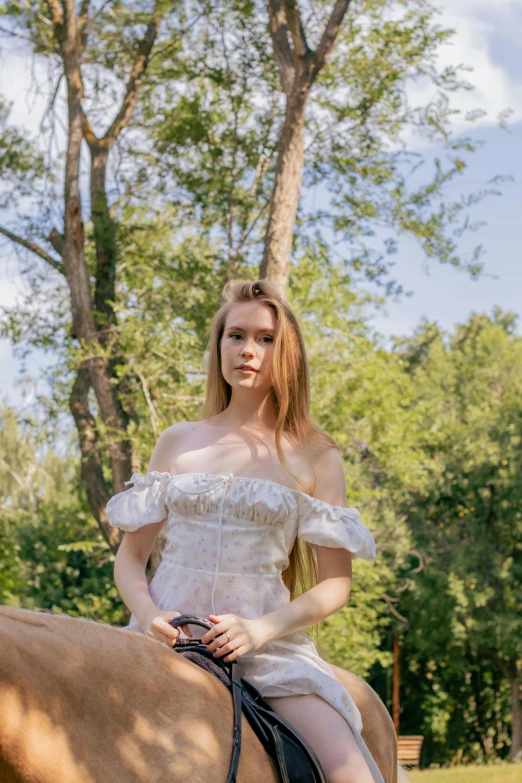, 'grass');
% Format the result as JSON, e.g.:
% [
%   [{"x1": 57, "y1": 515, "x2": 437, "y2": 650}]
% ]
[{"x1": 409, "y1": 763, "x2": 522, "y2": 783}]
